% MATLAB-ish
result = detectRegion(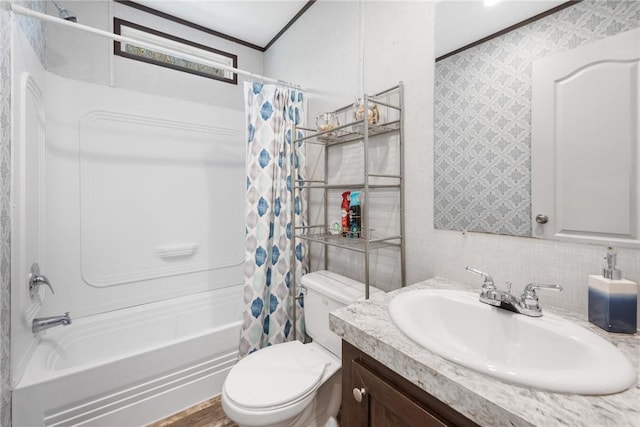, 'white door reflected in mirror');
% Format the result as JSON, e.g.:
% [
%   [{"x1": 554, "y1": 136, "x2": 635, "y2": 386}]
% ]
[{"x1": 532, "y1": 28, "x2": 640, "y2": 248}]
